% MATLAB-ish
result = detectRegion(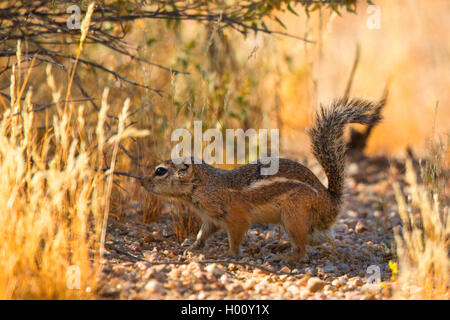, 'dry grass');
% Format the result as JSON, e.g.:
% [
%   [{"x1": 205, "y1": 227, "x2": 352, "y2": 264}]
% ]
[
  {"x1": 0, "y1": 65, "x2": 148, "y2": 299},
  {"x1": 393, "y1": 135, "x2": 449, "y2": 299},
  {"x1": 140, "y1": 192, "x2": 163, "y2": 225},
  {"x1": 0, "y1": 60, "x2": 101, "y2": 299},
  {"x1": 169, "y1": 203, "x2": 202, "y2": 244},
  {"x1": 0, "y1": 5, "x2": 148, "y2": 299}
]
